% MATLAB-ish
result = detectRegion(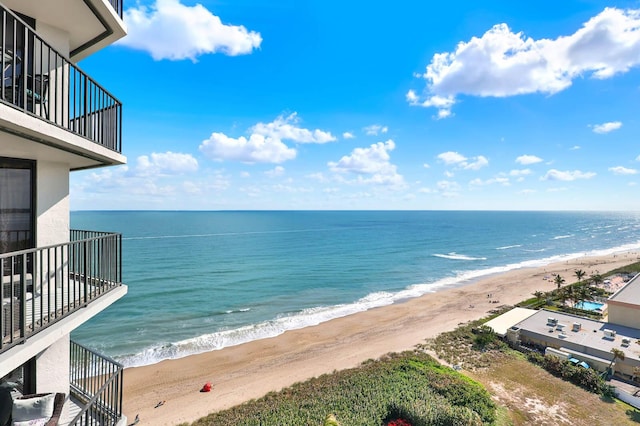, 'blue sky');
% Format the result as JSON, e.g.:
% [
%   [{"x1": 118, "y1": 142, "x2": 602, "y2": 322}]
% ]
[{"x1": 72, "y1": 0, "x2": 640, "y2": 210}]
